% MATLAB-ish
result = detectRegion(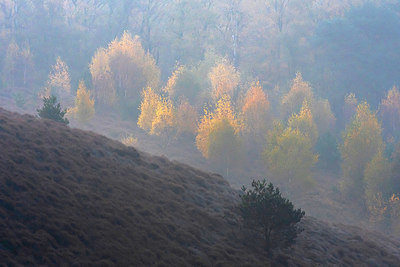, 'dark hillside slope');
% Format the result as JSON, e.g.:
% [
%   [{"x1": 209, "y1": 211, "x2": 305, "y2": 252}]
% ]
[{"x1": 0, "y1": 108, "x2": 400, "y2": 266}]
